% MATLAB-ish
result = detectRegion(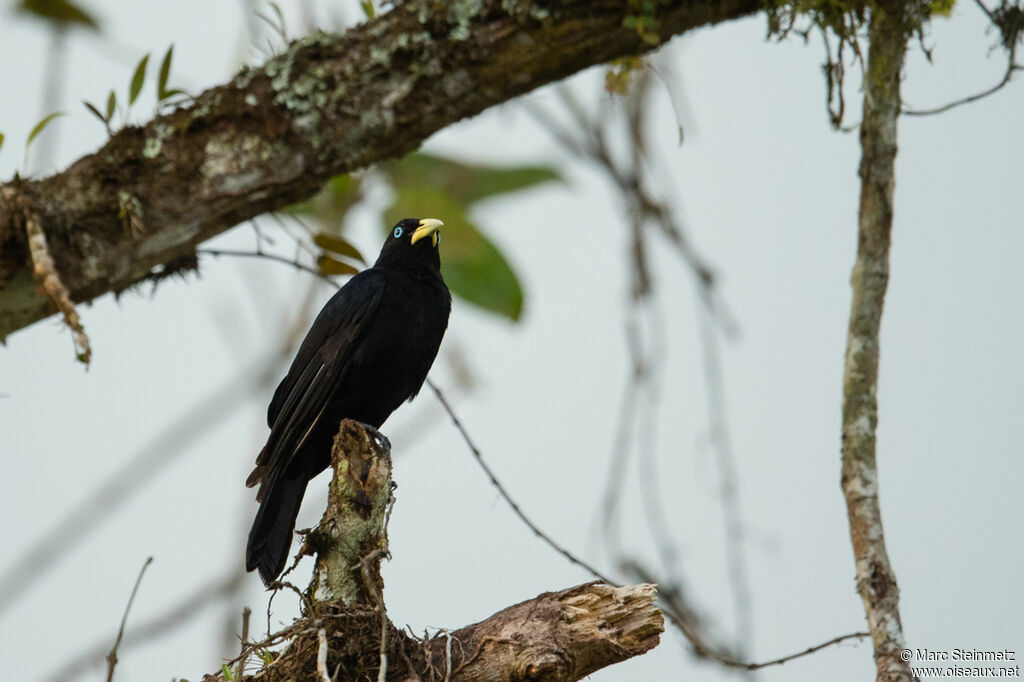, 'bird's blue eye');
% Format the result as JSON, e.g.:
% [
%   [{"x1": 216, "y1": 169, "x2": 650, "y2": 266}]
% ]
[{"x1": 393, "y1": 226, "x2": 403, "y2": 238}]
